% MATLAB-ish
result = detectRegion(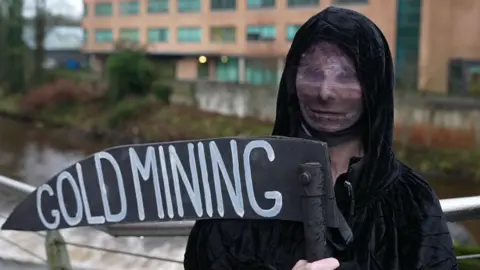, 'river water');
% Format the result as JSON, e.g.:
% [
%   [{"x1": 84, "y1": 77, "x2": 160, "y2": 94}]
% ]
[
  {"x1": 0, "y1": 116, "x2": 479, "y2": 269},
  {"x1": 0, "y1": 117, "x2": 186, "y2": 270}
]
